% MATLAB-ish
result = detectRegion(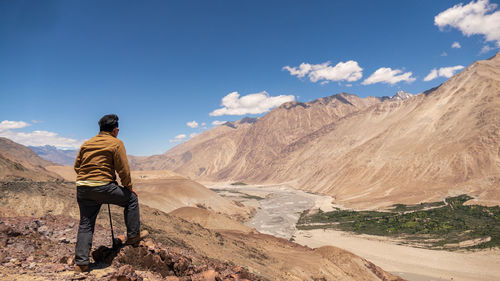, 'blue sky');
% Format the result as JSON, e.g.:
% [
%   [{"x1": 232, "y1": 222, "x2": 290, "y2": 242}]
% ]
[{"x1": 1, "y1": 0, "x2": 499, "y2": 156}]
